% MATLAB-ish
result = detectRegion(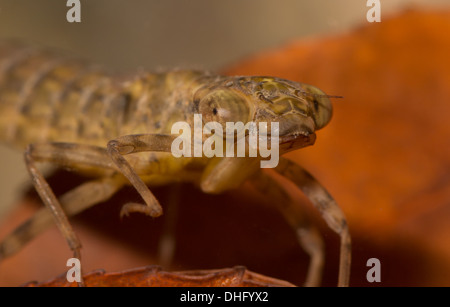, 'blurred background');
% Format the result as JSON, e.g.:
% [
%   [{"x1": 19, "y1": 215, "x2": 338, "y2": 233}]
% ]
[{"x1": 0, "y1": 0, "x2": 449, "y2": 287}]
